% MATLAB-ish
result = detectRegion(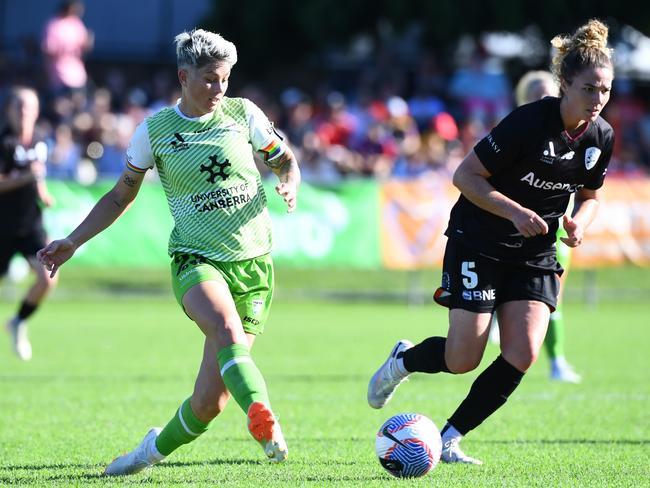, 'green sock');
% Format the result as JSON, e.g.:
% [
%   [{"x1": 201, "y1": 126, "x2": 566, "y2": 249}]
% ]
[
  {"x1": 217, "y1": 343, "x2": 270, "y2": 413},
  {"x1": 544, "y1": 304, "x2": 565, "y2": 360},
  {"x1": 155, "y1": 397, "x2": 210, "y2": 456}
]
